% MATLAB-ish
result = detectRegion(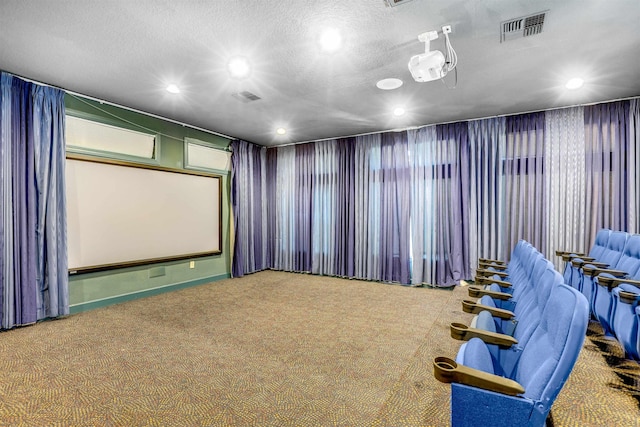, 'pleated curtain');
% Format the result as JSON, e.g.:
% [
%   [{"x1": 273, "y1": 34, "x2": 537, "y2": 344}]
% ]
[
  {"x1": 0, "y1": 72, "x2": 67, "y2": 329},
  {"x1": 408, "y1": 124, "x2": 470, "y2": 286},
  {"x1": 584, "y1": 101, "x2": 631, "y2": 243},
  {"x1": 468, "y1": 118, "x2": 506, "y2": 273},
  {"x1": 503, "y1": 113, "x2": 547, "y2": 257},
  {"x1": 544, "y1": 107, "x2": 586, "y2": 270},
  {"x1": 230, "y1": 139, "x2": 267, "y2": 277},
  {"x1": 230, "y1": 97, "x2": 640, "y2": 287},
  {"x1": 629, "y1": 99, "x2": 640, "y2": 233}
]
